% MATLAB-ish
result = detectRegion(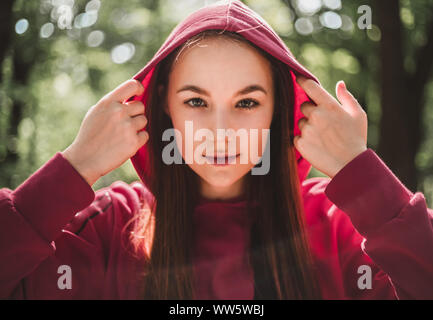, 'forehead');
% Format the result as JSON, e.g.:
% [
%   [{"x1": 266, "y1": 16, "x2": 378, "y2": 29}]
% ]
[{"x1": 168, "y1": 37, "x2": 273, "y2": 90}]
